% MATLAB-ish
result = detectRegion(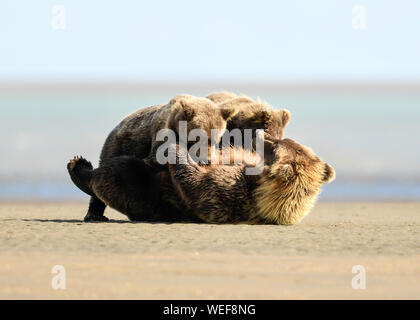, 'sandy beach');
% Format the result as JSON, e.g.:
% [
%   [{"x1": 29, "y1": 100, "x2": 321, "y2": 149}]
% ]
[{"x1": 0, "y1": 202, "x2": 419, "y2": 299}]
